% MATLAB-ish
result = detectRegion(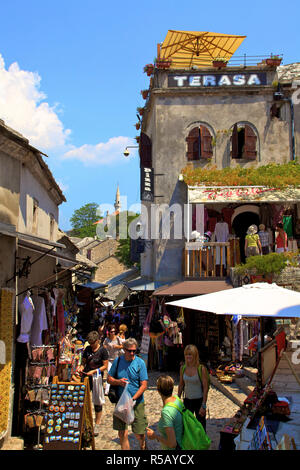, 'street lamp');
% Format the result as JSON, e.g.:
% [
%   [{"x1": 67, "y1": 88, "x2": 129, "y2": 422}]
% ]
[{"x1": 123, "y1": 145, "x2": 139, "y2": 157}]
